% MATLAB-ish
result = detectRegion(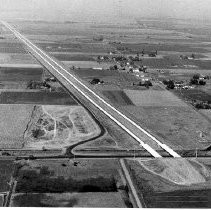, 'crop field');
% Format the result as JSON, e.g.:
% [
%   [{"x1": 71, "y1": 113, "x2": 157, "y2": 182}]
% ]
[
  {"x1": 72, "y1": 68, "x2": 119, "y2": 78},
  {"x1": 122, "y1": 106, "x2": 211, "y2": 150},
  {"x1": 0, "y1": 195, "x2": 4, "y2": 207},
  {"x1": 0, "y1": 104, "x2": 34, "y2": 149},
  {"x1": 0, "y1": 160, "x2": 15, "y2": 192},
  {"x1": 0, "y1": 91, "x2": 77, "y2": 105},
  {"x1": 52, "y1": 54, "x2": 96, "y2": 62},
  {"x1": 24, "y1": 105, "x2": 101, "y2": 149},
  {"x1": 135, "y1": 56, "x2": 211, "y2": 70},
  {"x1": 10, "y1": 192, "x2": 127, "y2": 207},
  {"x1": 124, "y1": 89, "x2": 187, "y2": 107},
  {"x1": 102, "y1": 90, "x2": 134, "y2": 106},
  {"x1": 125, "y1": 158, "x2": 211, "y2": 208},
  {"x1": 72, "y1": 69, "x2": 140, "y2": 91},
  {"x1": 12, "y1": 158, "x2": 132, "y2": 208},
  {"x1": 15, "y1": 159, "x2": 120, "y2": 180},
  {"x1": 174, "y1": 89, "x2": 211, "y2": 103},
  {"x1": 199, "y1": 110, "x2": 211, "y2": 121},
  {"x1": 12, "y1": 158, "x2": 130, "y2": 207},
  {"x1": 119, "y1": 43, "x2": 209, "y2": 53},
  {"x1": 39, "y1": 43, "x2": 113, "y2": 54},
  {"x1": 63, "y1": 61, "x2": 110, "y2": 69},
  {"x1": 0, "y1": 67, "x2": 43, "y2": 82},
  {"x1": 0, "y1": 42, "x2": 27, "y2": 54},
  {"x1": 0, "y1": 53, "x2": 38, "y2": 64}
]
